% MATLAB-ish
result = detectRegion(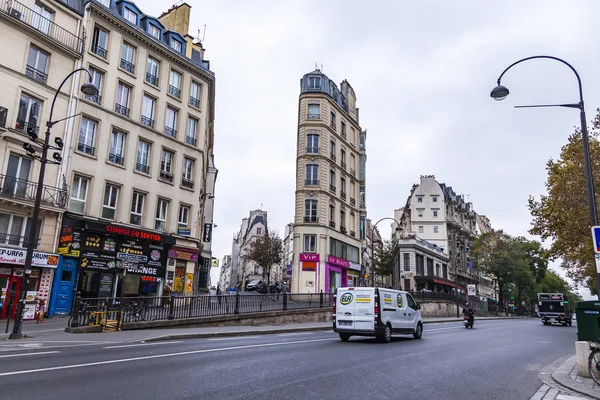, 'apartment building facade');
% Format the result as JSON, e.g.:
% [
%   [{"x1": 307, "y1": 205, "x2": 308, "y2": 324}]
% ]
[
  {"x1": 230, "y1": 210, "x2": 267, "y2": 289},
  {"x1": 43, "y1": 0, "x2": 216, "y2": 315},
  {"x1": 0, "y1": 0, "x2": 86, "y2": 320},
  {"x1": 291, "y1": 69, "x2": 366, "y2": 294}
]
